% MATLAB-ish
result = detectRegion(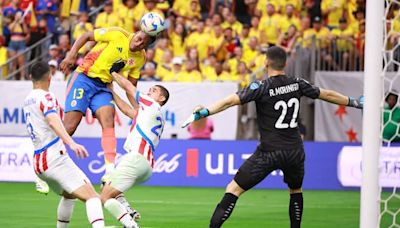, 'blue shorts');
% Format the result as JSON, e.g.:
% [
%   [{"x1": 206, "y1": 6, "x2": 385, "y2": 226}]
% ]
[{"x1": 65, "y1": 72, "x2": 114, "y2": 116}]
